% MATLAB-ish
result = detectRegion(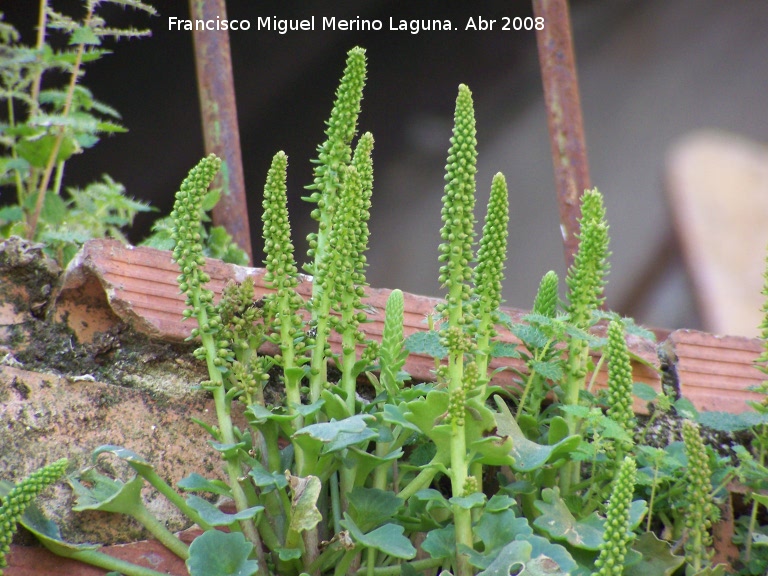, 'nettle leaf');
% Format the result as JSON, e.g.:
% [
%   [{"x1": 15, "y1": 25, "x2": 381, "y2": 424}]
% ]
[
  {"x1": 70, "y1": 26, "x2": 101, "y2": 46},
  {"x1": 633, "y1": 382, "x2": 659, "y2": 402},
  {"x1": 69, "y1": 468, "x2": 143, "y2": 516},
  {"x1": 16, "y1": 133, "x2": 77, "y2": 167},
  {"x1": 494, "y1": 396, "x2": 580, "y2": 472},
  {"x1": 624, "y1": 532, "x2": 685, "y2": 576},
  {"x1": 489, "y1": 340, "x2": 520, "y2": 358},
  {"x1": 511, "y1": 323, "x2": 549, "y2": 350},
  {"x1": 404, "y1": 330, "x2": 447, "y2": 359},
  {"x1": 186, "y1": 530, "x2": 259, "y2": 576},
  {"x1": 698, "y1": 410, "x2": 768, "y2": 432},
  {"x1": 342, "y1": 514, "x2": 417, "y2": 559},
  {"x1": 177, "y1": 473, "x2": 232, "y2": 497},
  {"x1": 347, "y1": 487, "x2": 403, "y2": 532},
  {"x1": 186, "y1": 495, "x2": 263, "y2": 527},
  {"x1": 530, "y1": 359, "x2": 563, "y2": 381}
]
